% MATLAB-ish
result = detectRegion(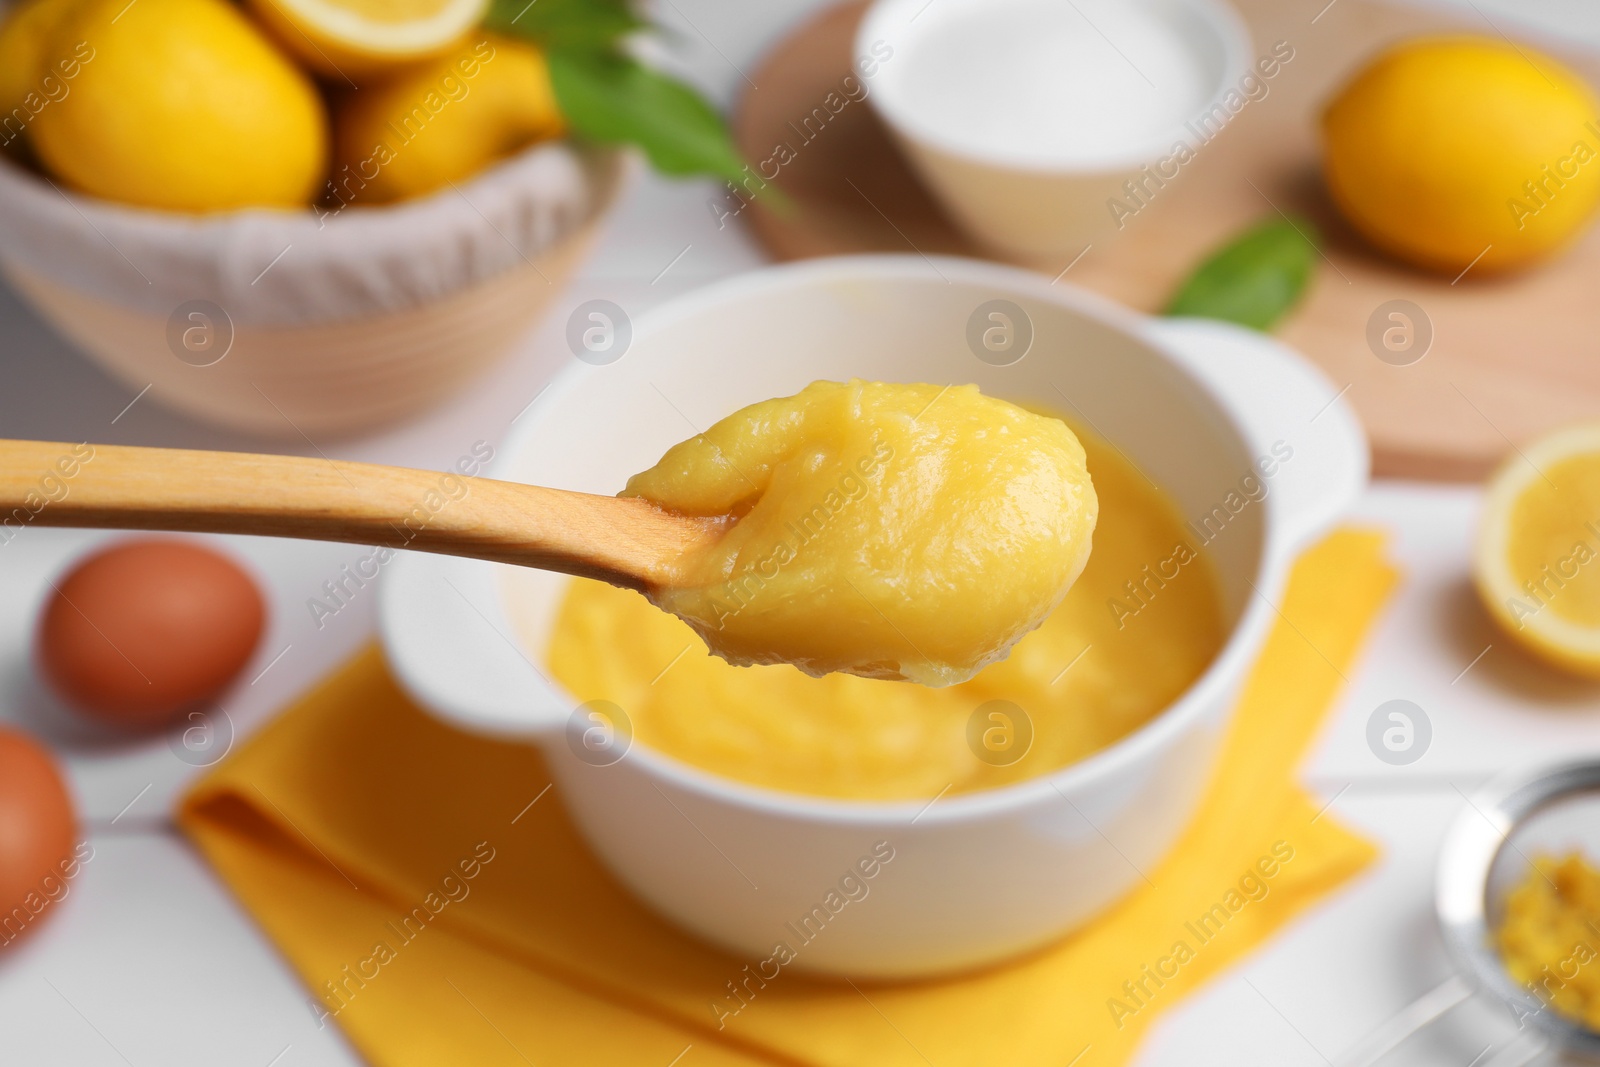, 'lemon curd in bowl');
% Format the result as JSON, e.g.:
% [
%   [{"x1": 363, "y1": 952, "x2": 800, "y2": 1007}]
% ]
[
  {"x1": 385, "y1": 255, "x2": 1367, "y2": 976},
  {"x1": 543, "y1": 412, "x2": 1224, "y2": 801}
]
